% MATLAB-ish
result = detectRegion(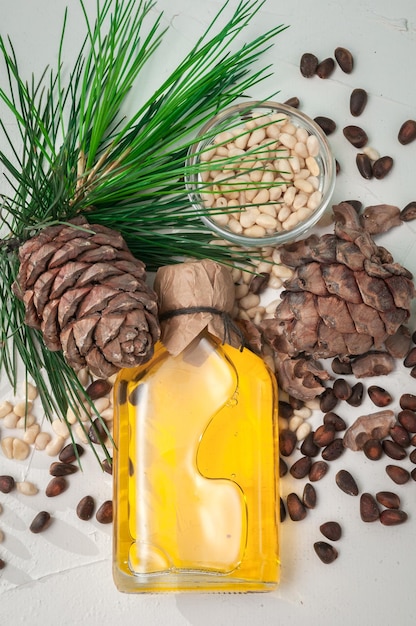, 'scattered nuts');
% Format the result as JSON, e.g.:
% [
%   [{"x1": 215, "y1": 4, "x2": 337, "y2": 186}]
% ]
[
  {"x1": 323, "y1": 412, "x2": 347, "y2": 432},
  {"x1": 314, "y1": 116, "x2": 336, "y2": 135},
  {"x1": 0, "y1": 475, "x2": 15, "y2": 494},
  {"x1": 382, "y1": 439, "x2": 407, "y2": 461},
  {"x1": 280, "y1": 497, "x2": 287, "y2": 522},
  {"x1": 313, "y1": 423, "x2": 336, "y2": 447},
  {"x1": 45, "y1": 476, "x2": 68, "y2": 497},
  {"x1": 398, "y1": 409, "x2": 416, "y2": 433},
  {"x1": 0, "y1": 401, "x2": 13, "y2": 419},
  {"x1": 300, "y1": 52, "x2": 319, "y2": 78},
  {"x1": 376, "y1": 491, "x2": 400, "y2": 510},
  {"x1": 360, "y1": 493, "x2": 380, "y2": 522},
  {"x1": 300, "y1": 431, "x2": 320, "y2": 457},
  {"x1": 96, "y1": 500, "x2": 113, "y2": 524},
  {"x1": 320, "y1": 521, "x2": 342, "y2": 541},
  {"x1": 390, "y1": 424, "x2": 411, "y2": 448},
  {"x1": 286, "y1": 493, "x2": 307, "y2": 521},
  {"x1": 309, "y1": 460, "x2": 329, "y2": 482},
  {"x1": 372, "y1": 156, "x2": 393, "y2": 180},
  {"x1": 290, "y1": 455, "x2": 312, "y2": 479},
  {"x1": 284, "y1": 96, "x2": 300, "y2": 108},
  {"x1": 400, "y1": 201, "x2": 416, "y2": 222},
  {"x1": 49, "y1": 461, "x2": 78, "y2": 477},
  {"x1": 59, "y1": 443, "x2": 85, "y2": 464},
  {"x1": 379, "y1": 509, "x2": 408, "y2": 526},
  {"x1": 404, "y1": 347, "x2": 416, "y2": 368},
  {"x1": 319, "y1": 388, "x2": 338, "y2": 413},
  {"x1": 350, "y1": 88, "x2": 367, "y2": 116},
  {"x1": 346, "y1": 382, "x2": 364, "y2": 407},
  {"x1": 400, "y1": 394, "x2": 416, "y2": 411},
  {"x1": 343, "y1": 125, "x2": 368, "y2": 148},
  {"x1": 16, "y1": 481, "x2": 38, "y2": 496},
  {"x1": 334, "y1": 46, "x2": 354, "y2": 73},
  {"x1": 316, "y1": 57, "x2": 336, "y2": 79},
  {"x1": 367, "y1": 386, "x2": 392, "y2": 407},
  {"x1": 356, "y1": 153, "x2": 373, "y2": 179},
  {"x1": 302, "y1": 483, "x2": 317, "y2": 509},
  {"x1": 279, "y1": 429, "x2": 297, "y2": 456},
  {"x1": 314, "y1": 541, "x2": 338, "y2": 564},
  {"x1": 76, "y1": 495, "x2": 96, "y2": 521},
  {"x1": 29, "y1": 511, "x2": 52, "y2": 534},
  {"x1": 398, "y1": 119, "x2": 416, "y2": 145},
  {"x1": 385, "y1": 464, "x2": 410, "y2": 485},
  {"x1": 335, "y1": 469, "x2": 359, "y2": 496},
  {"x1": 86, "y1": 378, "x2": 112, "y2": 400},
  {"x1": 332, "y1": 379, "x2": 352, "y2": 402},
  {"x1": 363, "y1": 438, "x2": 383, "y2": 461},
  {"x1": 321, "y1": 438, "x2": 345, "y2": 462}
]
